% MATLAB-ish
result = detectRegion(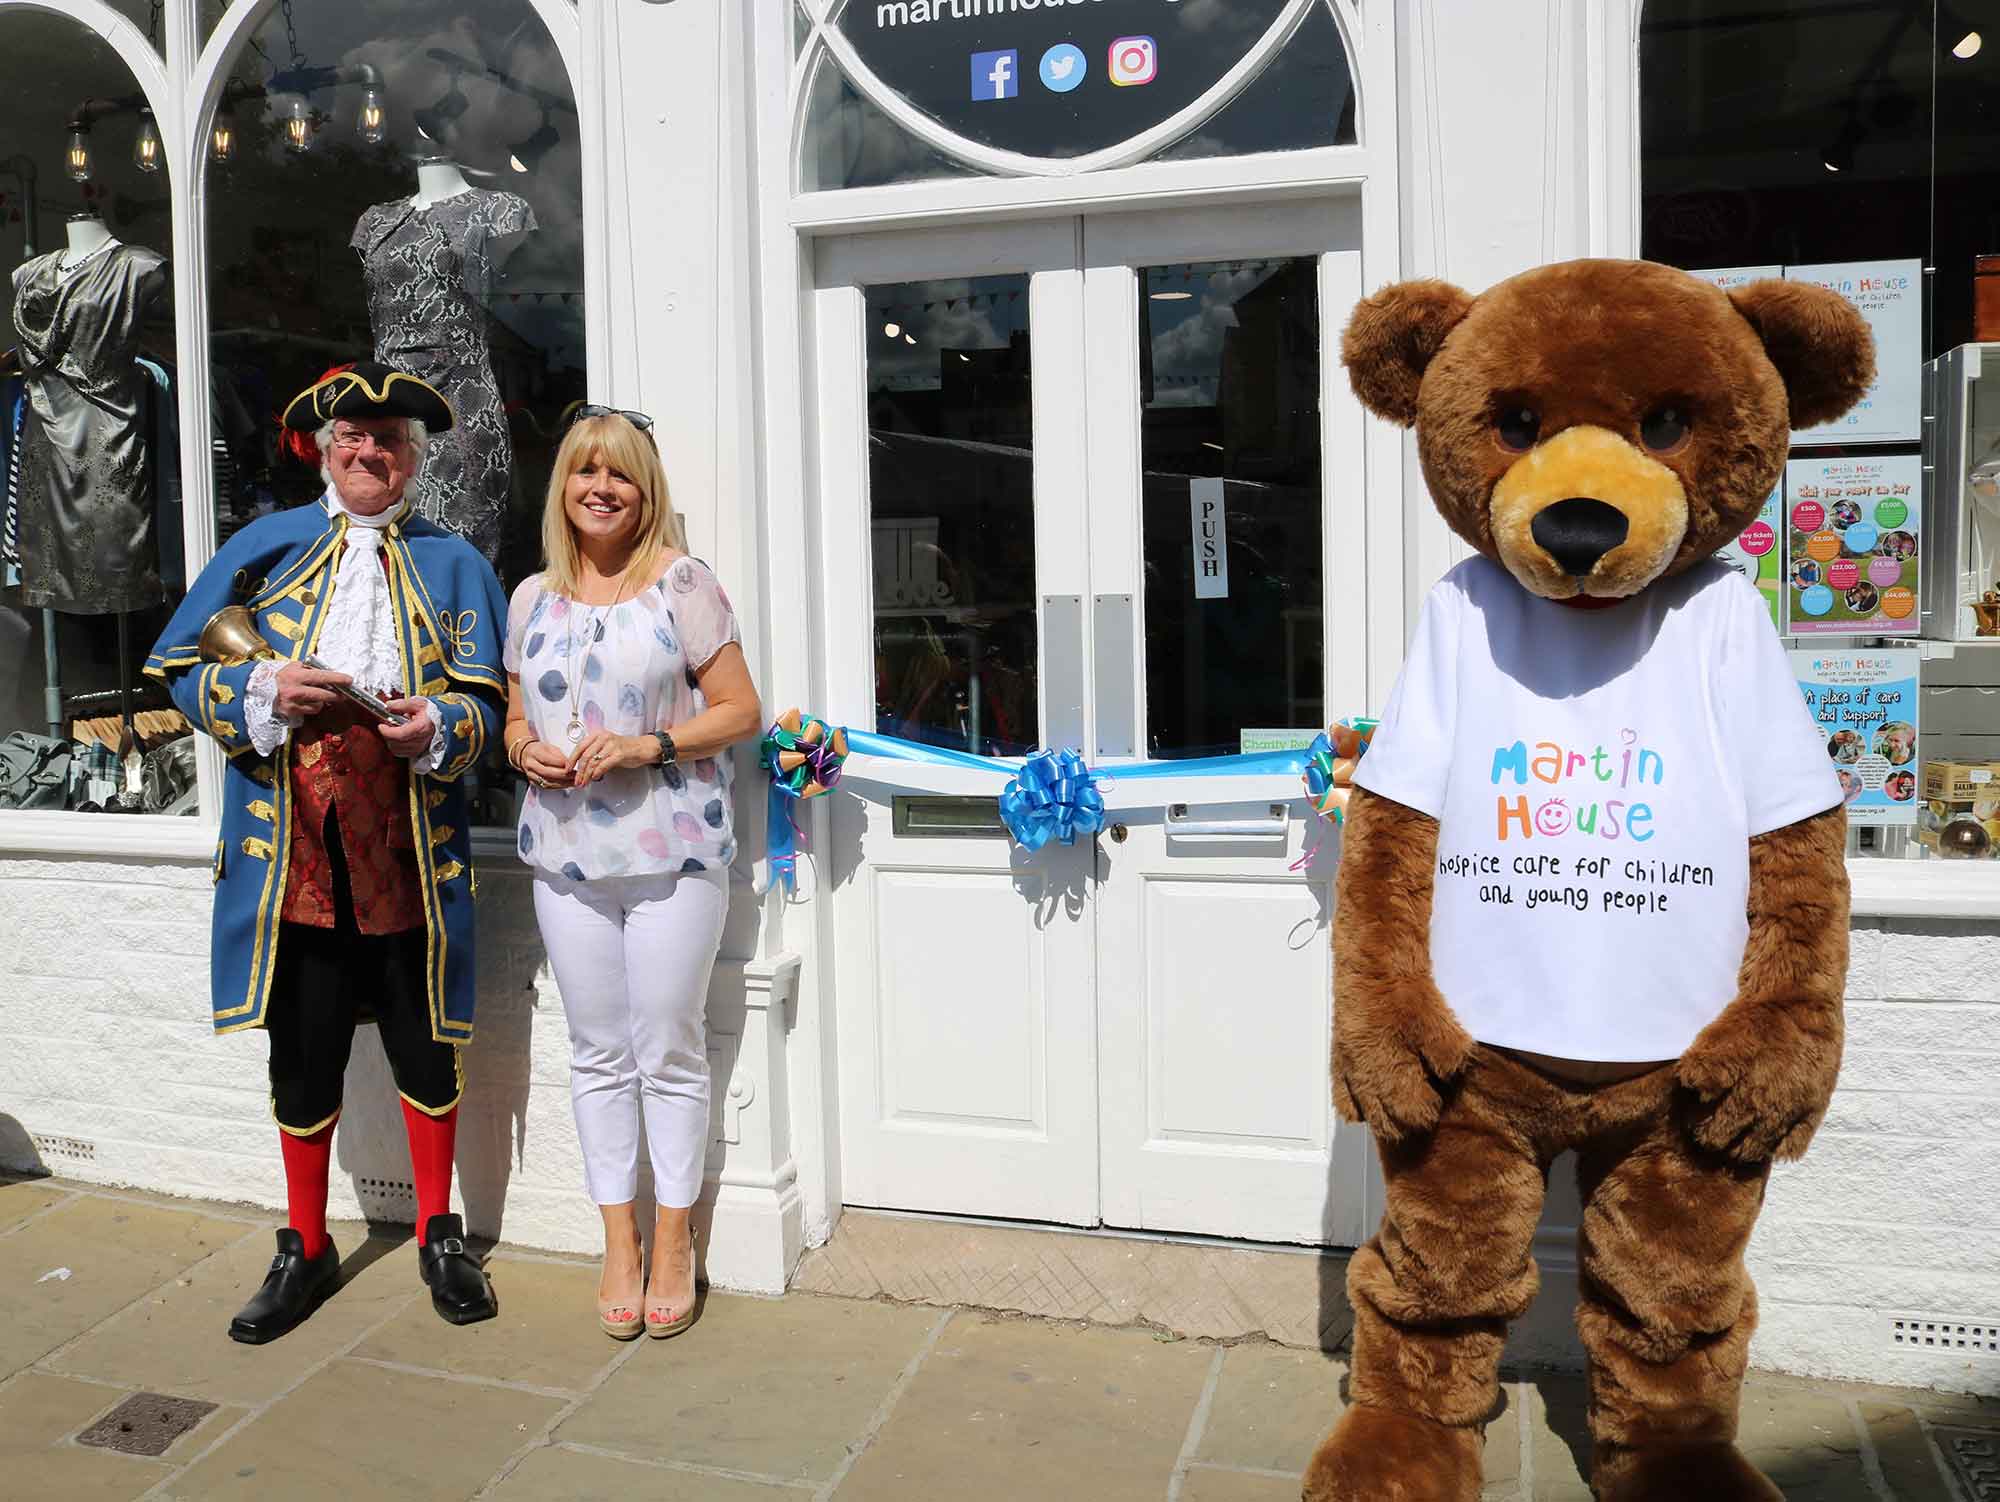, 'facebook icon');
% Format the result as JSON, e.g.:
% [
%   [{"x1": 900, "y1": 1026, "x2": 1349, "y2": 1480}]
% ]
[{"x1": 971, "y1": 49, "x2": 1018, "y2": 101}]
